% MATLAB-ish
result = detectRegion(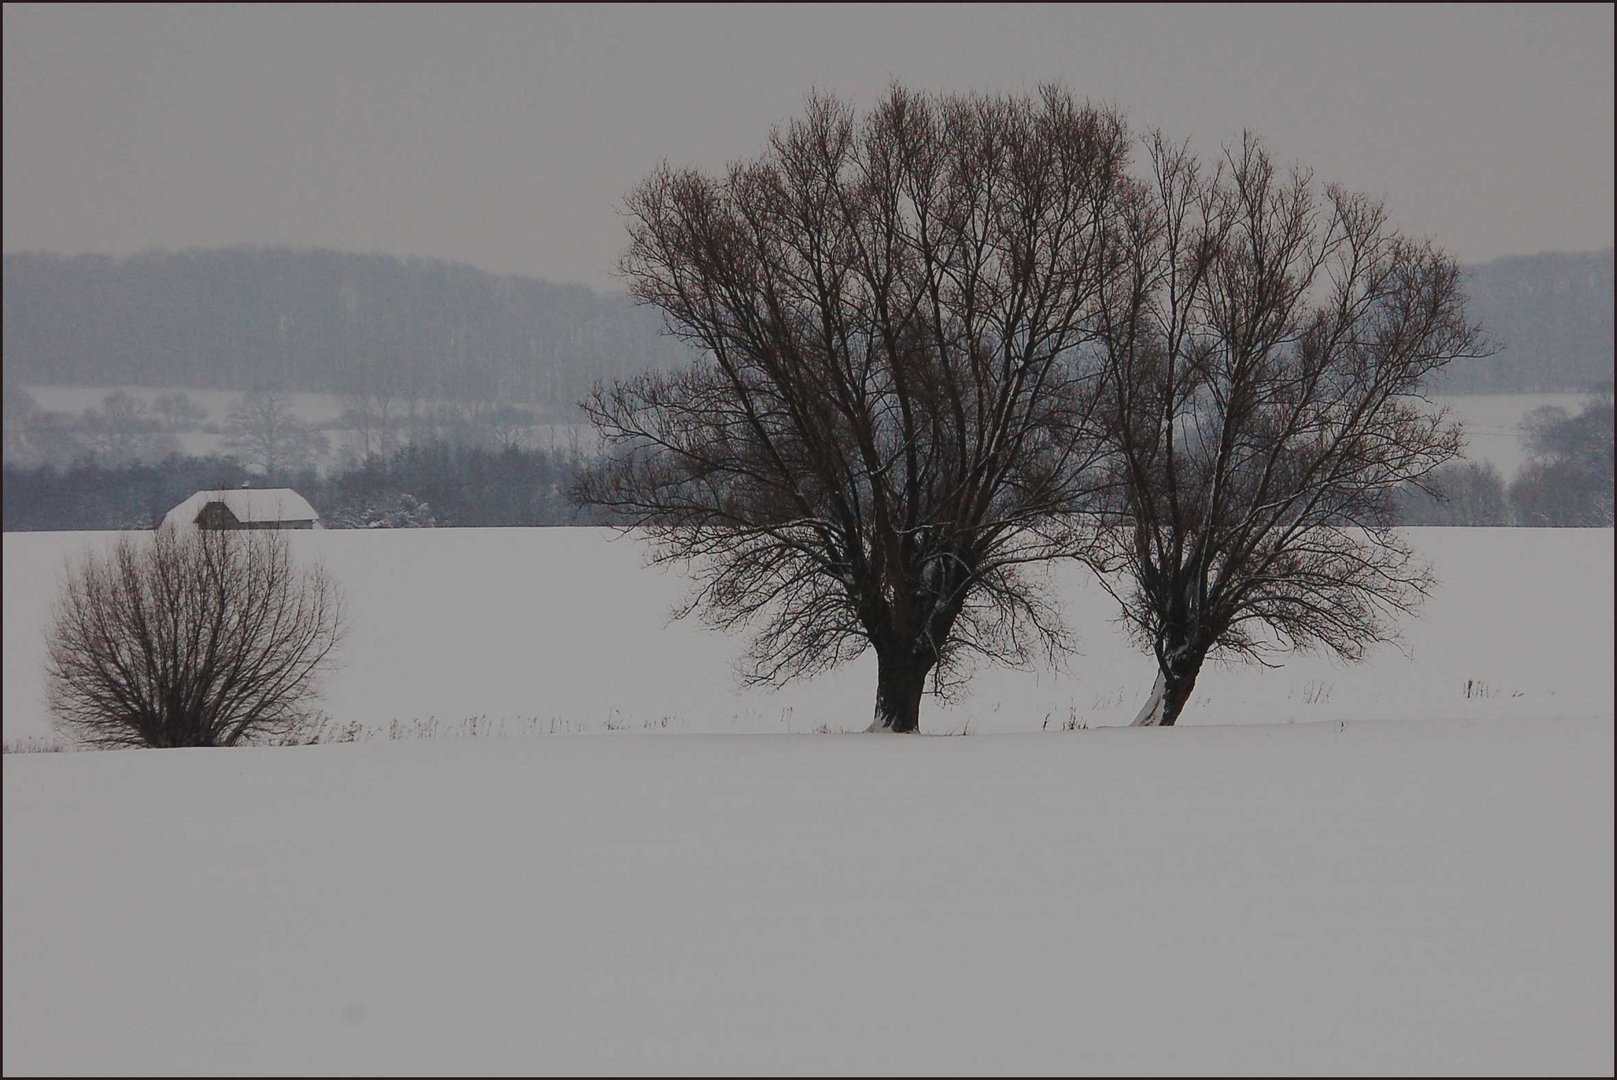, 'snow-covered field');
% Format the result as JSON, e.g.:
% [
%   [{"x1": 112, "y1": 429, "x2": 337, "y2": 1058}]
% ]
[
  {"x1": 15, "y1": 384, "x2": 599, "y2": 470},
  {"x1": 4, "y1": 718, "x2": 1610, "y2": 1075},
  {"x1": 4, "y1": 527, "x2": 1611, "y2": 742},
  {"x1": 21, "y1": 385, "x2": 352, "y2": 426},
  {"x1": 15, "y1": 385, "x2": 1596, "y2": 481},
  {"x1": 3, "y1": 527, "x2": 1613, "y2": 1074}
]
